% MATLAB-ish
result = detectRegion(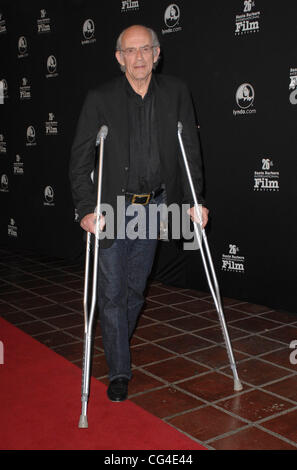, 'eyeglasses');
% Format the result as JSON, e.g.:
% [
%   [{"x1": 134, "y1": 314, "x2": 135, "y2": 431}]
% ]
[{"x1": 120, "y1": 45, "x2": 155, "y2": 57}]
